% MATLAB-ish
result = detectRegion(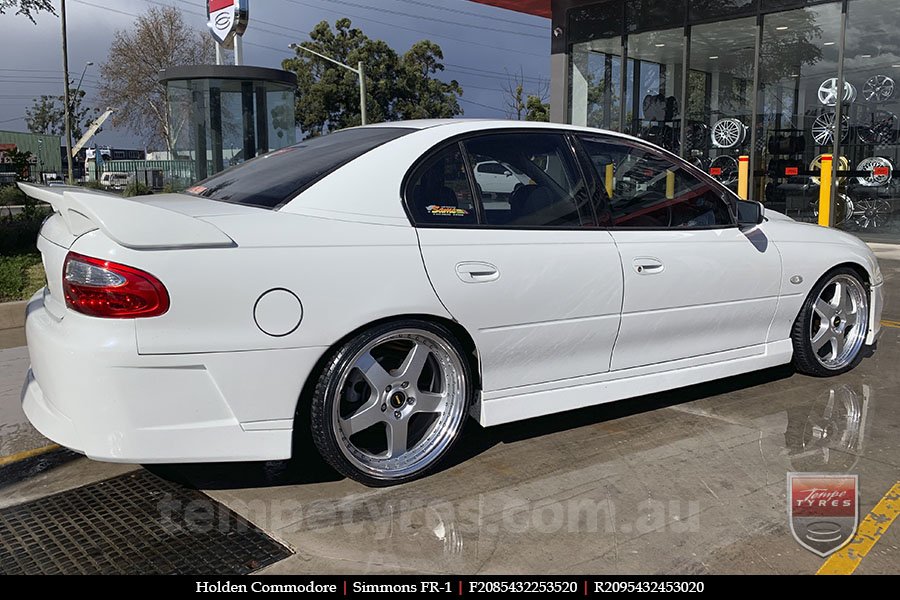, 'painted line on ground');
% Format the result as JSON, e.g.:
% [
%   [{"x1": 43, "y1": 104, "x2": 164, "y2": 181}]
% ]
[
  {"x1": 0, "y1": 443, "x2": 60, "y2": 467},
  {"x1": 881, "y1": 320, "x2": 900, "y2": 329},
  {"x1": 817, "y1": 481, "x2": 900, "y2": 575}
]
